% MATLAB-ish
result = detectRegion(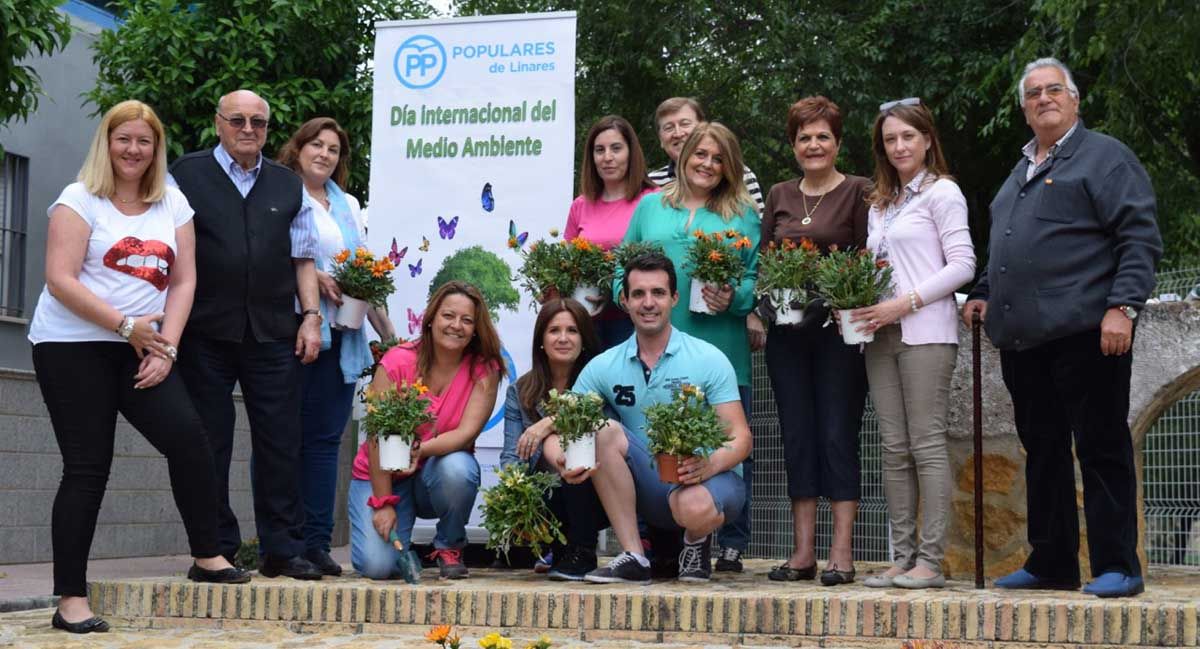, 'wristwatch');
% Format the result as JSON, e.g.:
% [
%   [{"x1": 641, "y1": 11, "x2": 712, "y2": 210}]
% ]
[
  {"x1": 301, "y1": 308, "x2": 323, "y2": 323},
  {"x1": 115, "y1": 316, "x2": 136, "y2": 340},
  {"x1": 1118, "y1": 305, "x2": 1138, "y2": 320}
]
